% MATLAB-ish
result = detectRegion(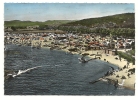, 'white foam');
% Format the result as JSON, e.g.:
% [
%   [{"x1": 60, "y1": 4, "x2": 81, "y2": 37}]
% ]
[{"x1": 15, "y1": 66, "x2": 42, "y2": 77}]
